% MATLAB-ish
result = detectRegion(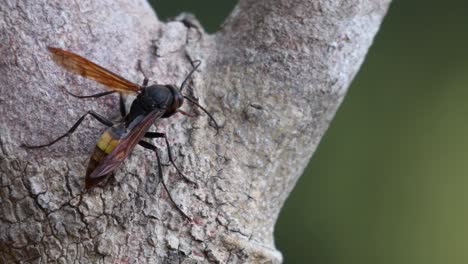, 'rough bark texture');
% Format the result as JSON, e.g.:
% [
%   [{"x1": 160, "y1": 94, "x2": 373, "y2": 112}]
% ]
[{"x1": 0, "y1": 0, "x2": 390, "y2": 263}]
